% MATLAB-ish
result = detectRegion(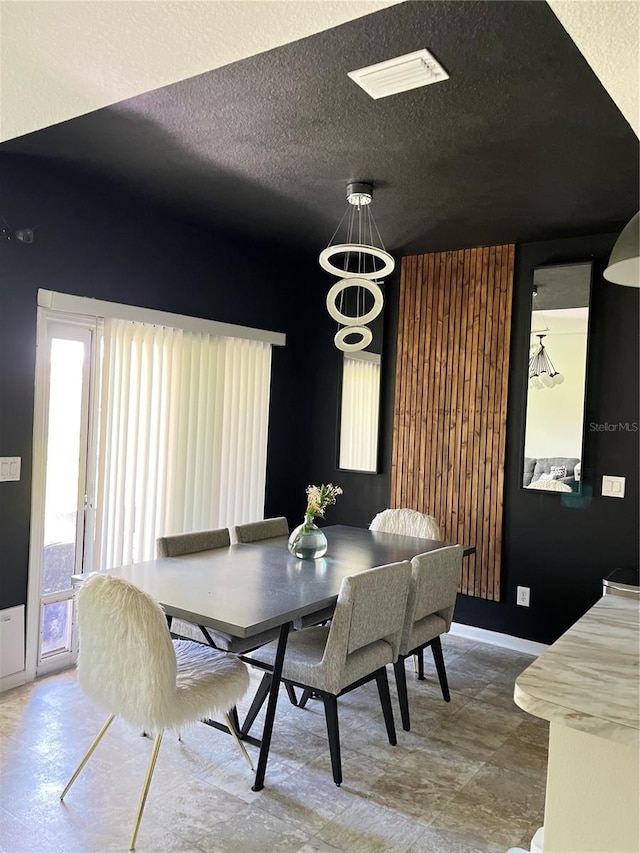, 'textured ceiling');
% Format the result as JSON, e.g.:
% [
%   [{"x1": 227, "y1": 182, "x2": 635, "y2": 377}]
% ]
[
  {"x1": 0, "y1": 1, "x2": 400, "y2": 141},
  {"x1": 548, "y1": 0, "x2": 639, "y2": 135},
  {"x1": 2, "y1": 1, "x2": 638, "y2": 257}
]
